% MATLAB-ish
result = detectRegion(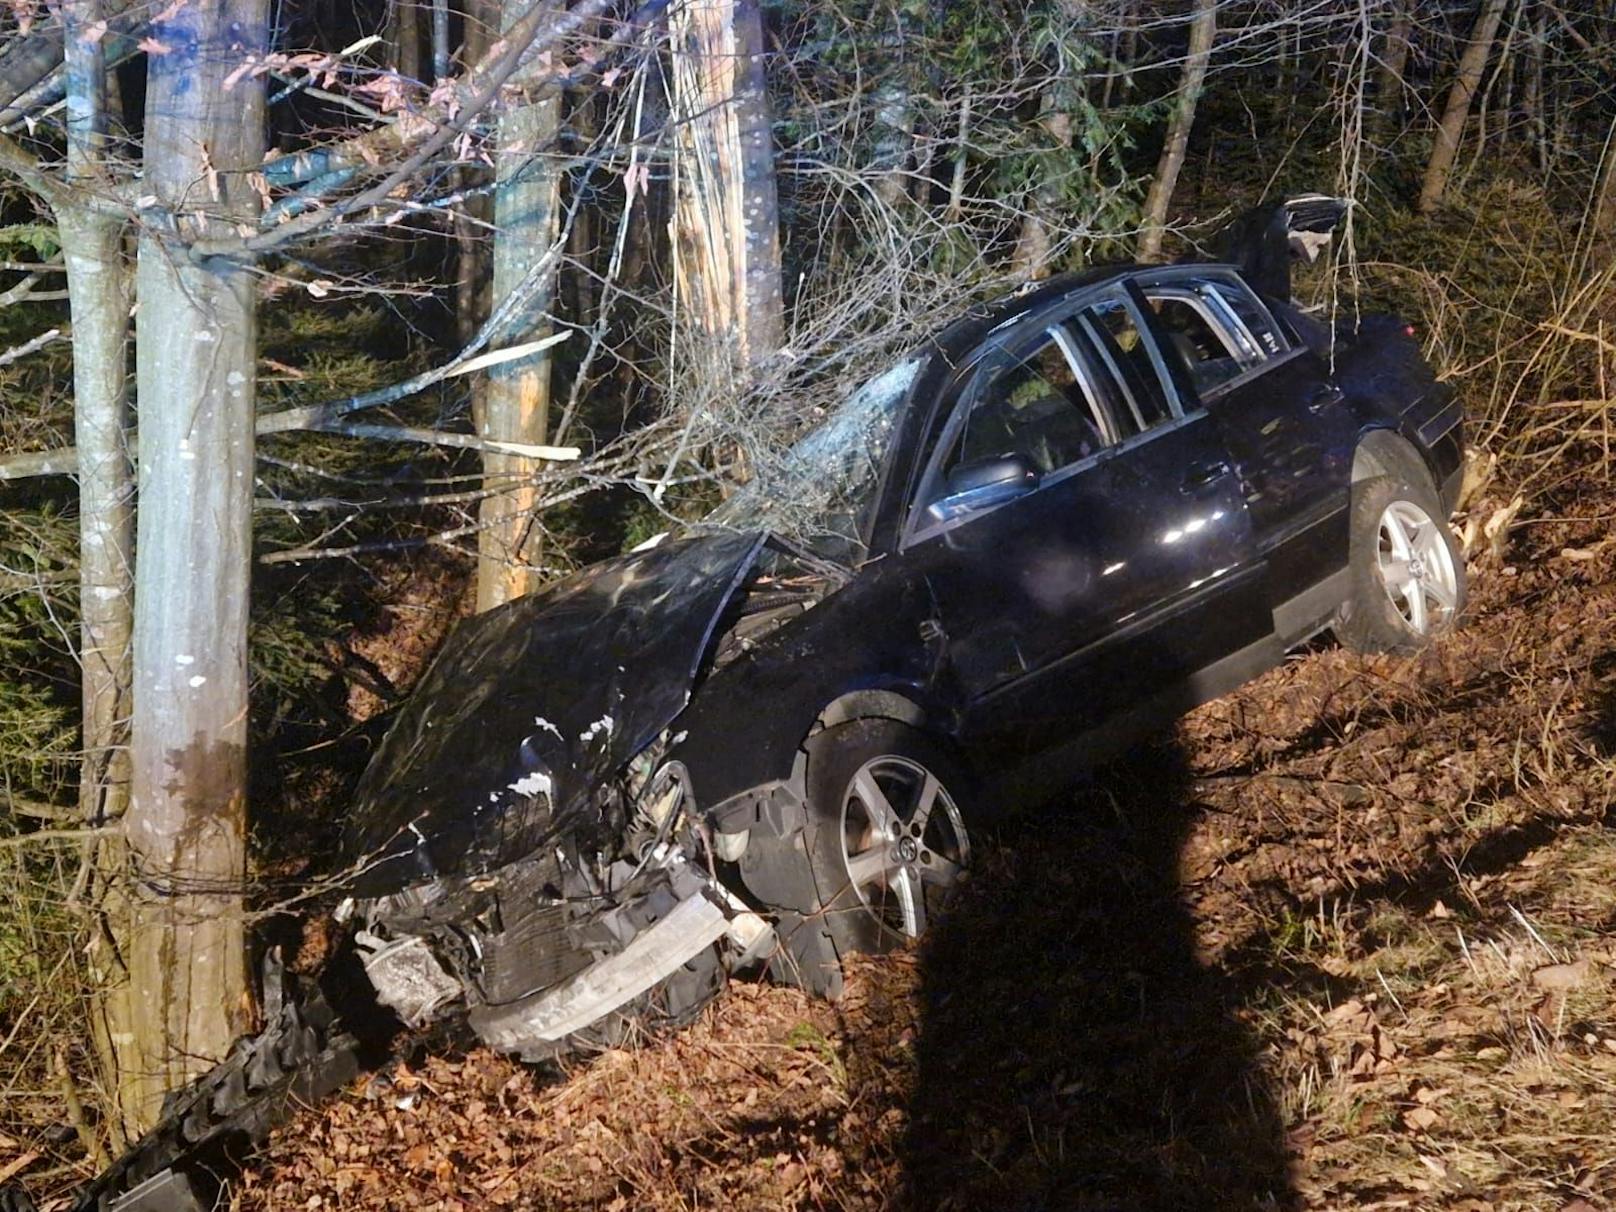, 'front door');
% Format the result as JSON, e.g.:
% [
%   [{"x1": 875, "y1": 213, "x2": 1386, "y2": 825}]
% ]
[{"x1": 898, "y1": 287, "x2": 1269, "y2": 774}]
